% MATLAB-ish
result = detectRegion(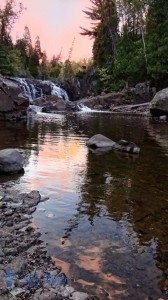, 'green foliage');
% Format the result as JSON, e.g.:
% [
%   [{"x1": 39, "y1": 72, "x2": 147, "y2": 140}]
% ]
[
  {"x1": 113, "y1": 32, "x2": 147, "y2": 86},
  {"x1": 146, "y1": 0, "x2": 168, "y2": 87},
  {"x1": 29, "y1": 50, "x2": 40, "y2": 78},
  {"x1": 81, "y1": 0, "x2": 118, "y2": 69},
  {"x1": 7, "y1": 48, "x2": 24, "y2": 76},
  {"x1": 0, "y1": 44, "x2": 11, "y2": 75},
  {"x1": 62, "y1": 59, "x2": 74, "y2": 80},
  {"x1": 82, "y1": 0, "x2": 168, "y2": 92},
  {"x1": 48, "y1": 55, "x2": 62, "y2": 80}
]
